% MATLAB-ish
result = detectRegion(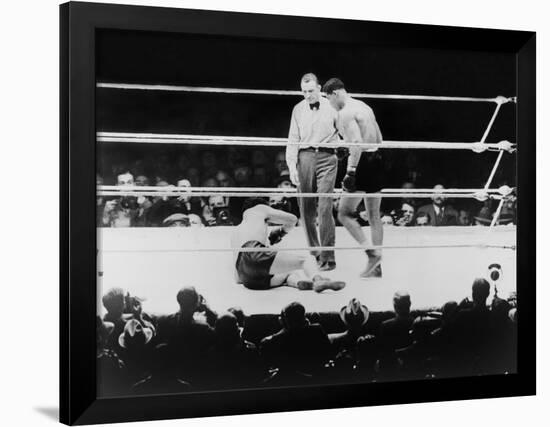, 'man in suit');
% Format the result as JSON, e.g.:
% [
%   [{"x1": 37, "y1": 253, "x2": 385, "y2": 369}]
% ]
[
  {"x1": 260, "y1": 302, "x2": 333, "y2": 377},
  {"x1": 286, "y1": 73, "x2": 339, "y2": 271},
  {"x1": 415, "y1": 184, "x2": 458, "y2": 226}
]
